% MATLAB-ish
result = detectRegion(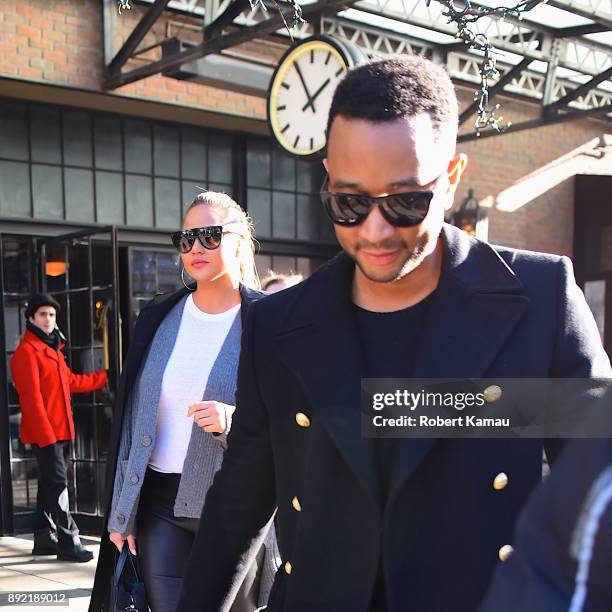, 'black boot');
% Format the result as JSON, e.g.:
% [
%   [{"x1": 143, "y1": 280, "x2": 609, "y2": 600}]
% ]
[
  {"x1": 32, "y1": 529, "x2": 58, "y2": 556},
  {"x1": 57, "y1": 540, "x2": 93, "y2": 563}
]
